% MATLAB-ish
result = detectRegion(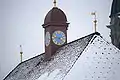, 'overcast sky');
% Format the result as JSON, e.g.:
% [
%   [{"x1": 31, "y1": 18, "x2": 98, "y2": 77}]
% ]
[{"x1": 0, "y1": 0, "x2": 112, "y2": 79}]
